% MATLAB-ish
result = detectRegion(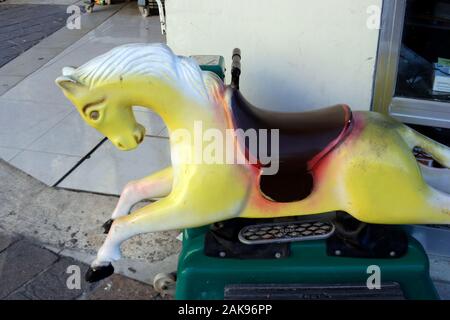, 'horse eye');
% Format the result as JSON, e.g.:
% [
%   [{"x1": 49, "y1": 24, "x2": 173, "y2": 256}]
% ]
[{"x1": 89, "y1": 110, "x2": 100, "y2": 120}]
